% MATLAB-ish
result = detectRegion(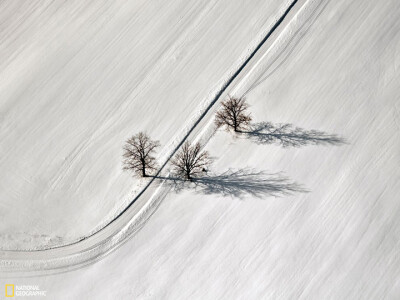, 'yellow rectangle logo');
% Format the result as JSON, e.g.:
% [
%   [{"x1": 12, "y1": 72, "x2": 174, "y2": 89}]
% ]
[{"x1": 5, "y1": 284, "x2": 14, "y2": 297}]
